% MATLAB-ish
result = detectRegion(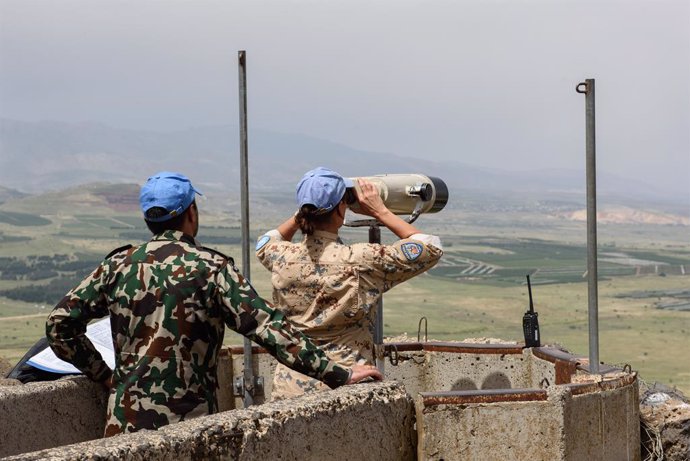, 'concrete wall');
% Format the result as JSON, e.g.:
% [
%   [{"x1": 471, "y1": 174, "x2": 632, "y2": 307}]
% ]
[
  {"x1": 563, "y1": 378, "x2": 641, "y2": 460},
  {"x1": 416, "y1": 398, "x2": 565, "y2": 460},
  {"x1": 415, "y1": 374, "x2": 640, "y2": 461},
  {"x1": 0, "y1": 376, "x2": 108, "y2": 458},
  {"x1": 412, "y1": 348, "x2": 531, "y2": 391},
  {"x1": 0, "y1": 342, "x2": 640, "y2": 460},
  {"x1": 0, "y1": 350, "x2": 237, "y2": 459},
  {"x1": 227, "y1": 343, "x2": 539, "y2": 403},
  {"x1": 4, "y1": 381, "x2": 415, "y2": 461}
]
